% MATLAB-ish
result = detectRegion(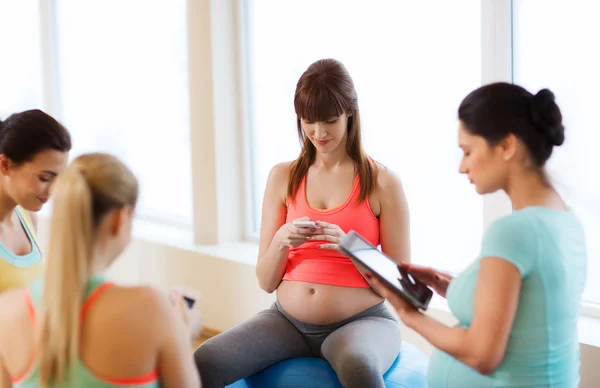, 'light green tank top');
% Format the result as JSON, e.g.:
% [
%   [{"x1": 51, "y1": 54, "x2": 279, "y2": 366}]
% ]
[{"x1": 12, "y1": 276, "x2": 160, "y2": 388}]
